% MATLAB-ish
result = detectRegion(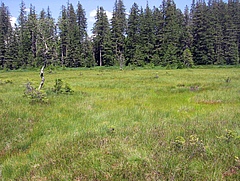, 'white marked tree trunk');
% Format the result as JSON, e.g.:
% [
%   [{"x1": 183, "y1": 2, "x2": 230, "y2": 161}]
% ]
[
  {"x1": 38, "y1": 64, "x2": 45, "y2": 90},
  {"x1": 100, "y1": 48, "x2": 102, "y2": 66},
  {"x1": 37, "y1": 25, "x2": 50, "y2": 90}
]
